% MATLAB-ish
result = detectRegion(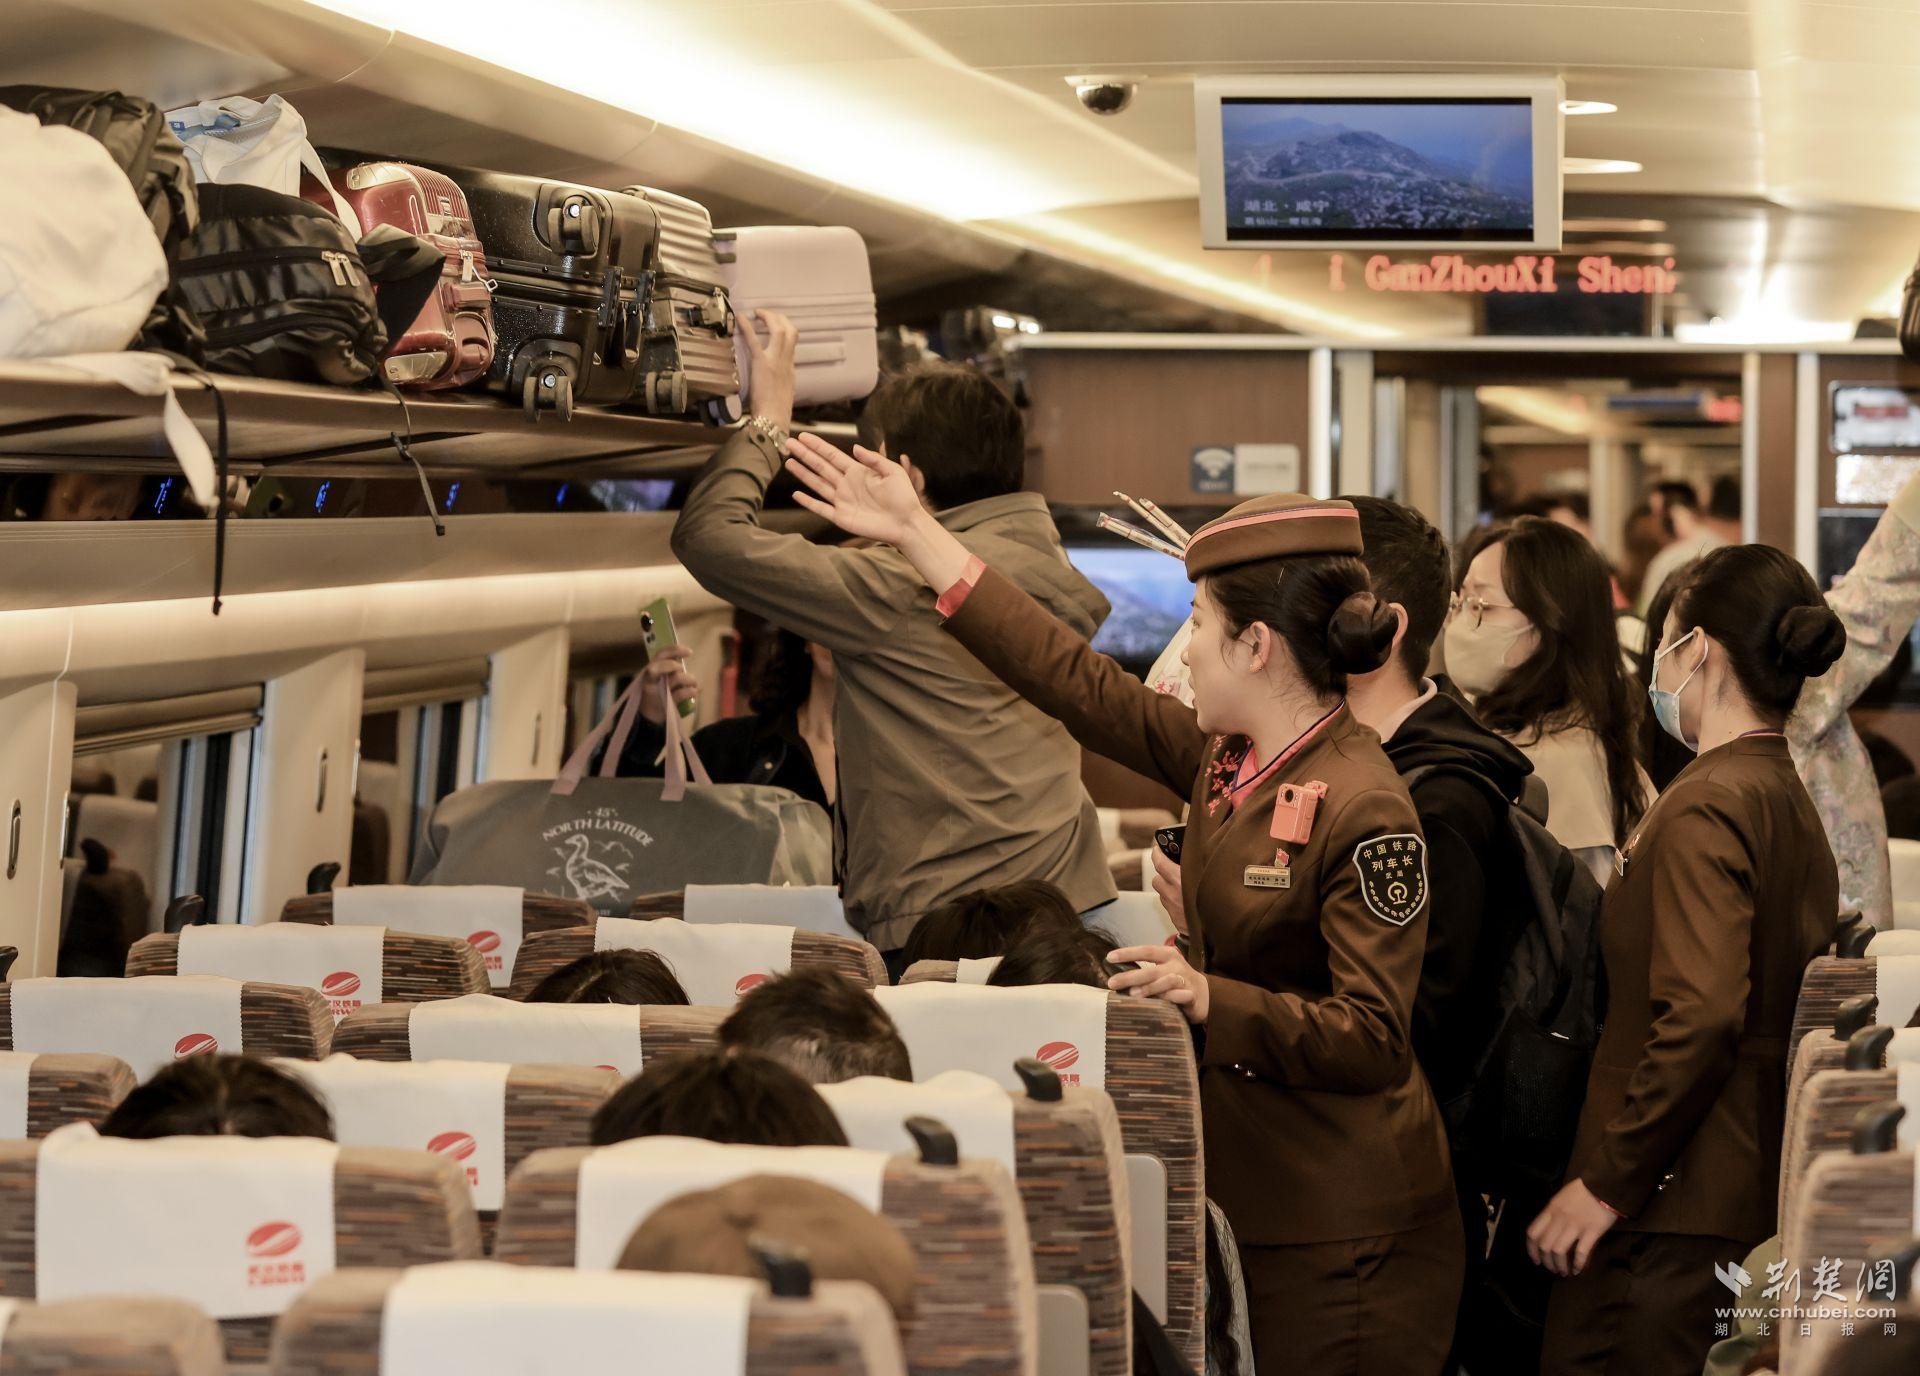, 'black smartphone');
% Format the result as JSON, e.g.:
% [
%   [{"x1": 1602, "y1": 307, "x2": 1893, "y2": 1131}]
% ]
[{"x1": 1153, "y1": 824, "x2": 1186, "y2": 863}]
